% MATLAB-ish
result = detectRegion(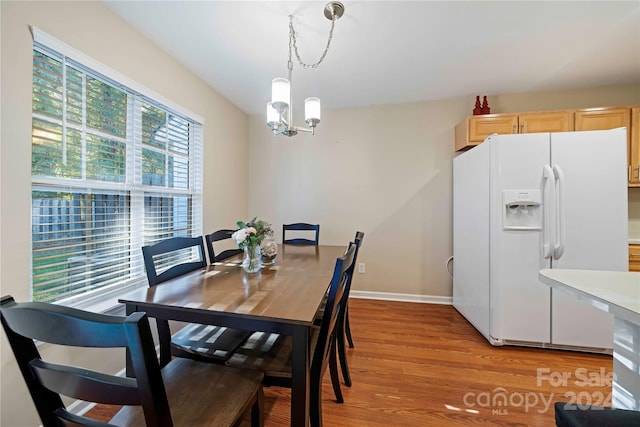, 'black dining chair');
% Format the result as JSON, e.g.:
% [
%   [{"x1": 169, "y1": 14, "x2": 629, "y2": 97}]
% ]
[
  {"x1": 344, "y1": 231, "x2": 363, "y2": 349},
  {"x1": 0, "y1": 295, "x2": 264, "y2": 427},
  {"x1": 142, "y1": 236, "x2": 251, "y2": 367},
  {"x1": 554, "y1": 402, "x2": 640, "y2": 426},
  {"x1": 334, "y1": 231, "x2": 364, "y2": 388},
  {"x1": 205, "y1": 229, "x2": 243, "y2": 263},
  {"x1": 142, "y1": 236, "x2": 207, "y2": 287},
  {"x1": 225, "y1": 243, "x2": 357, "y2": 427},
  {"x1": 282, "y1": 223, "x2": 320, "y2": 245},
  {"x1": 312, "y1": 232, "x2": 364, "y2": 400}
]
